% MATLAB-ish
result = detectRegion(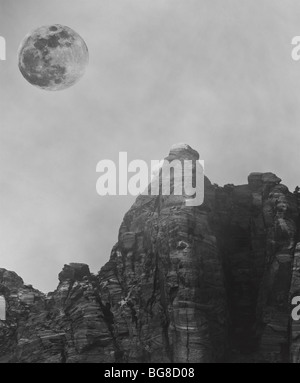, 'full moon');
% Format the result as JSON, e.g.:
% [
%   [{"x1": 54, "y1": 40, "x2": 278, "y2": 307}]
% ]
[{"x1": 18, "y1": 25, "x2": 89, "y2": 91}]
